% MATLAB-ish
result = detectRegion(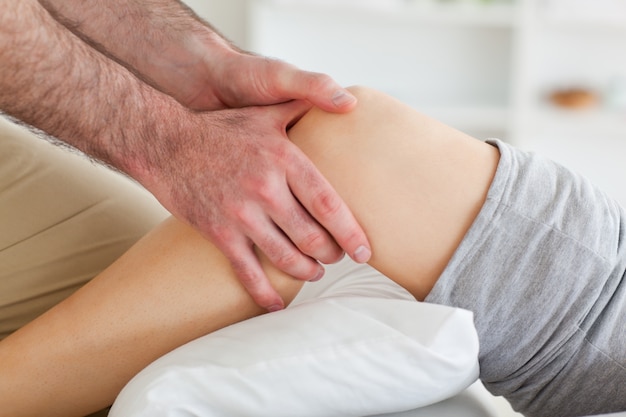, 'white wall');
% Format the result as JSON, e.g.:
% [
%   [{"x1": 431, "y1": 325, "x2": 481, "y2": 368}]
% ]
[
  {"x1": 183, "y1": 0, "x2": 247, "y2": 46},
  {"x1": 182, "y1": 0, "x2": 626, "y2": 206}
]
